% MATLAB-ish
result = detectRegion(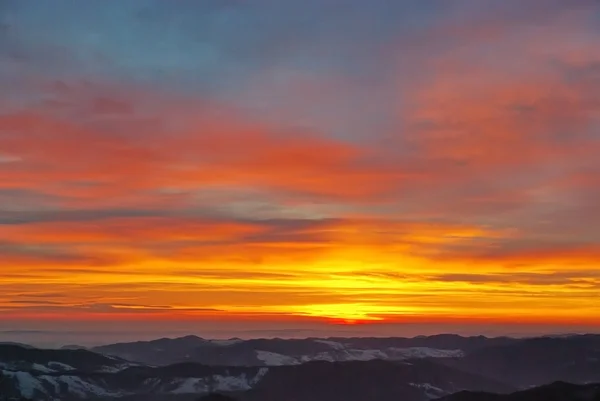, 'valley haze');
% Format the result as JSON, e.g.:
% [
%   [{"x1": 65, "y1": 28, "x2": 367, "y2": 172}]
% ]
[{"x1": 3, "y1": 325, "x2": 600, "y2": 349}]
